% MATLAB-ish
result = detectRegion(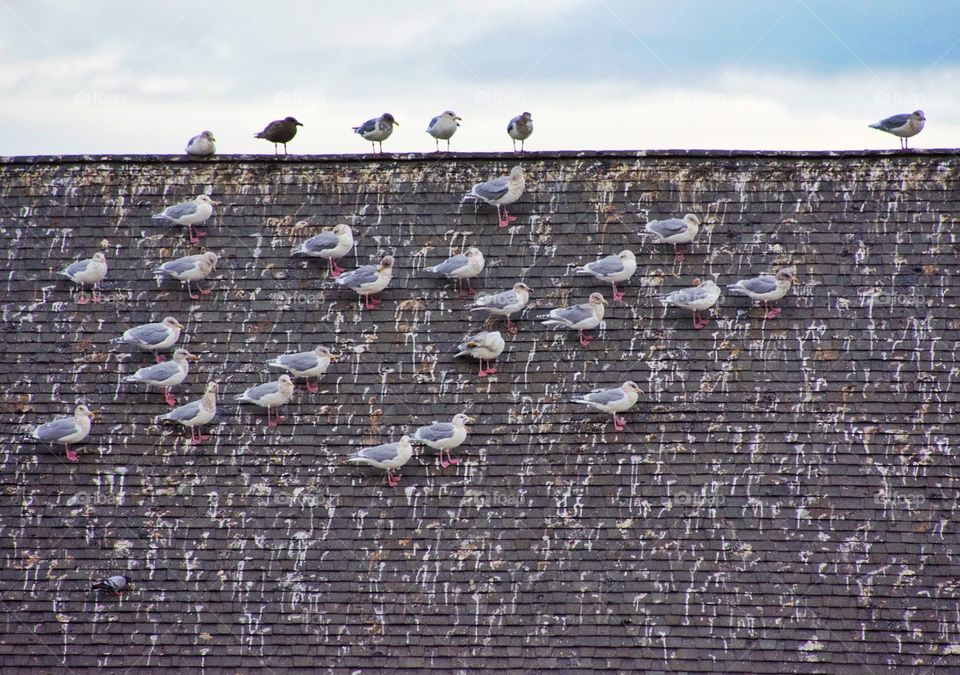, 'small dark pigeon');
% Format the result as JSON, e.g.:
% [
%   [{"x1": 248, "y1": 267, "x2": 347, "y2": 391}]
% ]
[
  {"x1": 91, "y1": 575, "x2": 130, "y2": 594},
  {"x1": 254, "y1": 116, "x2": 303, "y2": 155}
]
